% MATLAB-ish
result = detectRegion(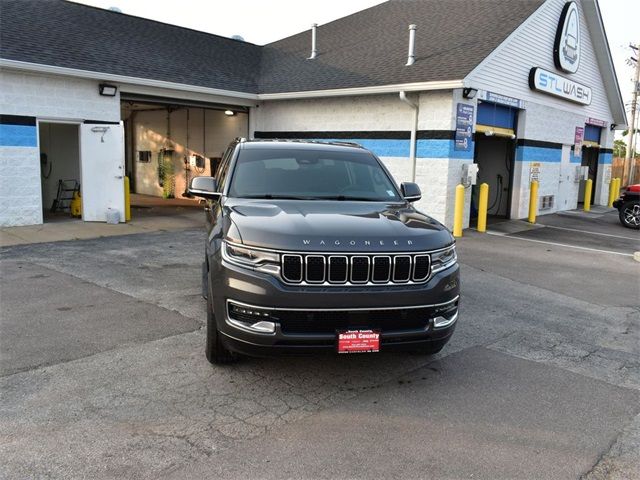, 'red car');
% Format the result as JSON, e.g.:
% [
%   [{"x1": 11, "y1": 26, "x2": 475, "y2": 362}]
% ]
[{"x1": 613, "y1": 184, "x2": 640, "y2": 229}]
